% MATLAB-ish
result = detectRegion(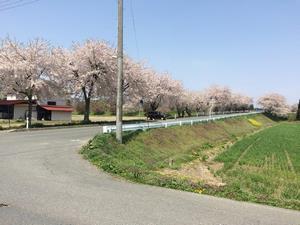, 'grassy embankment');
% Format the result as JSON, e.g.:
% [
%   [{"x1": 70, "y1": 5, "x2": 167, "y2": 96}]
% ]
[{"x1": 80, "y1": 114, "x2": 300, "y2": 210}]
